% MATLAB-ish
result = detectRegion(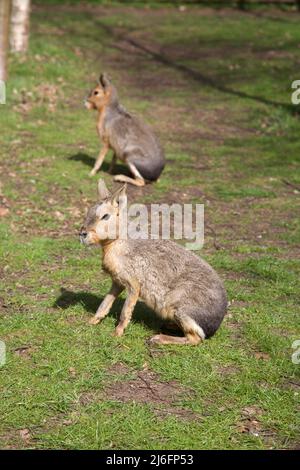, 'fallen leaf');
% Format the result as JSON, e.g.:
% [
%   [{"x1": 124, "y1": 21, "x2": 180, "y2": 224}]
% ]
[
  {"x1": 0, "y1": 207, "x2": 9, "y2": 217},
  {"x1": 62, "y1": 419, "x2": 73, "y2": 426},
  {"x1": 0, "y1": 297, "x2": 8, "y2": 308},
  {"x1": 237, "y1": 418, "x2": 261, "y2": 436},
  {"x1": 242, "y1": 405, "x2": 263, "y2": 418},
  {"x1": 14, "y1": 346, "x2": 35, "y2": 361},
  {"x1": 238, "y1": 405, "x2": 265, "y2": 437},
  {"x1": 254, "y1": 352, "x2": 270, "y2": 361},
  {"x1": 68, "y1": 207, "x2": 81, "y2": 217},
  {"x1": 54, "y1": 210, "x2": 64, "y2": 221},
  {"x1": 14, "y1": 346, "x2": 32, "y2": 356},
  {"x1": 73, "y1": 47, "x2": 83, "y2": 57},
  {"x1": 237, "y1": 423, "x2": 248, "y2": 433},
  {"x1": 19, "y1": 429, "x2": 31, "y2": 441}
]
